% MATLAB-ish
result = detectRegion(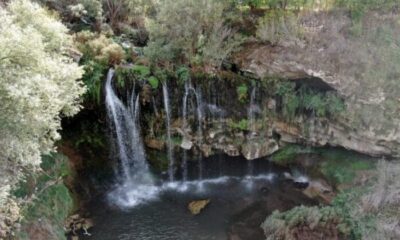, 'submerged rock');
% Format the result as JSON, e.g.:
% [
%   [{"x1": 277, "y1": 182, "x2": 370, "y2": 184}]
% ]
[{"x1": 188, "y1": 199, "x2": 210, "y2": 215}]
